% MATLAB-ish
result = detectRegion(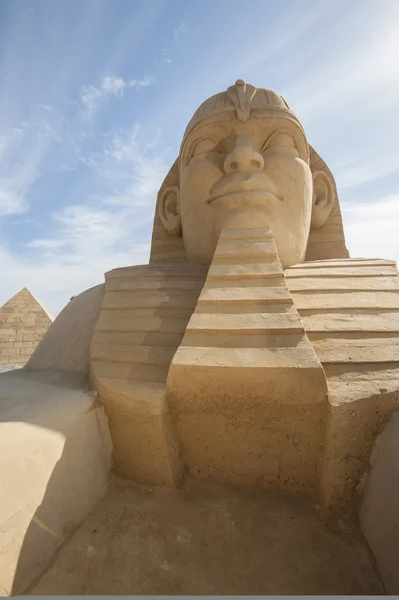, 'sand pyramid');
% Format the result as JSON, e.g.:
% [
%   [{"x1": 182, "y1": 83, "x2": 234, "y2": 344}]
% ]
[{"x1": 0, "y1": 288, "x2": 54, "y2": 367}]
